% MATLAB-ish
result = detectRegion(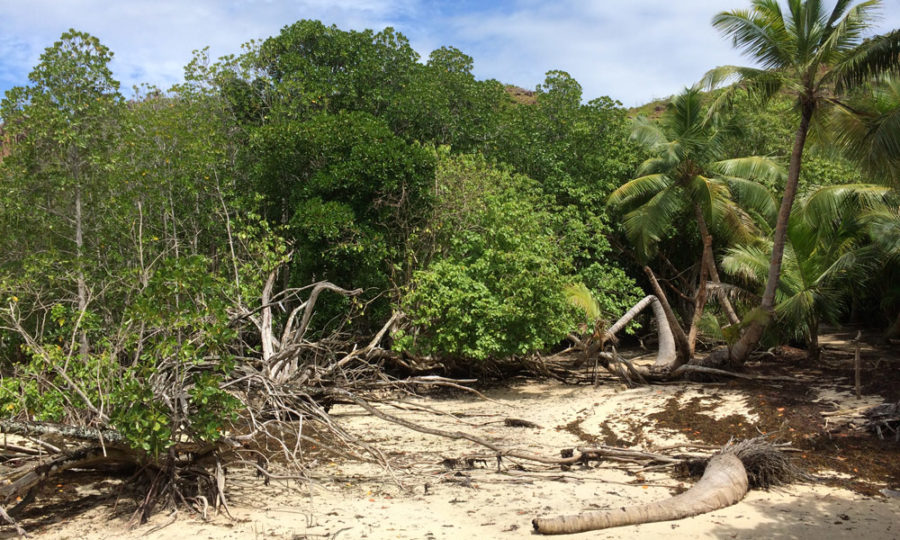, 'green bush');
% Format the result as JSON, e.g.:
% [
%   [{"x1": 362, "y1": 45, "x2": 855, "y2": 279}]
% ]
[{"x1": 399, "y1": 153, "x2": 576, "y2": 362}]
